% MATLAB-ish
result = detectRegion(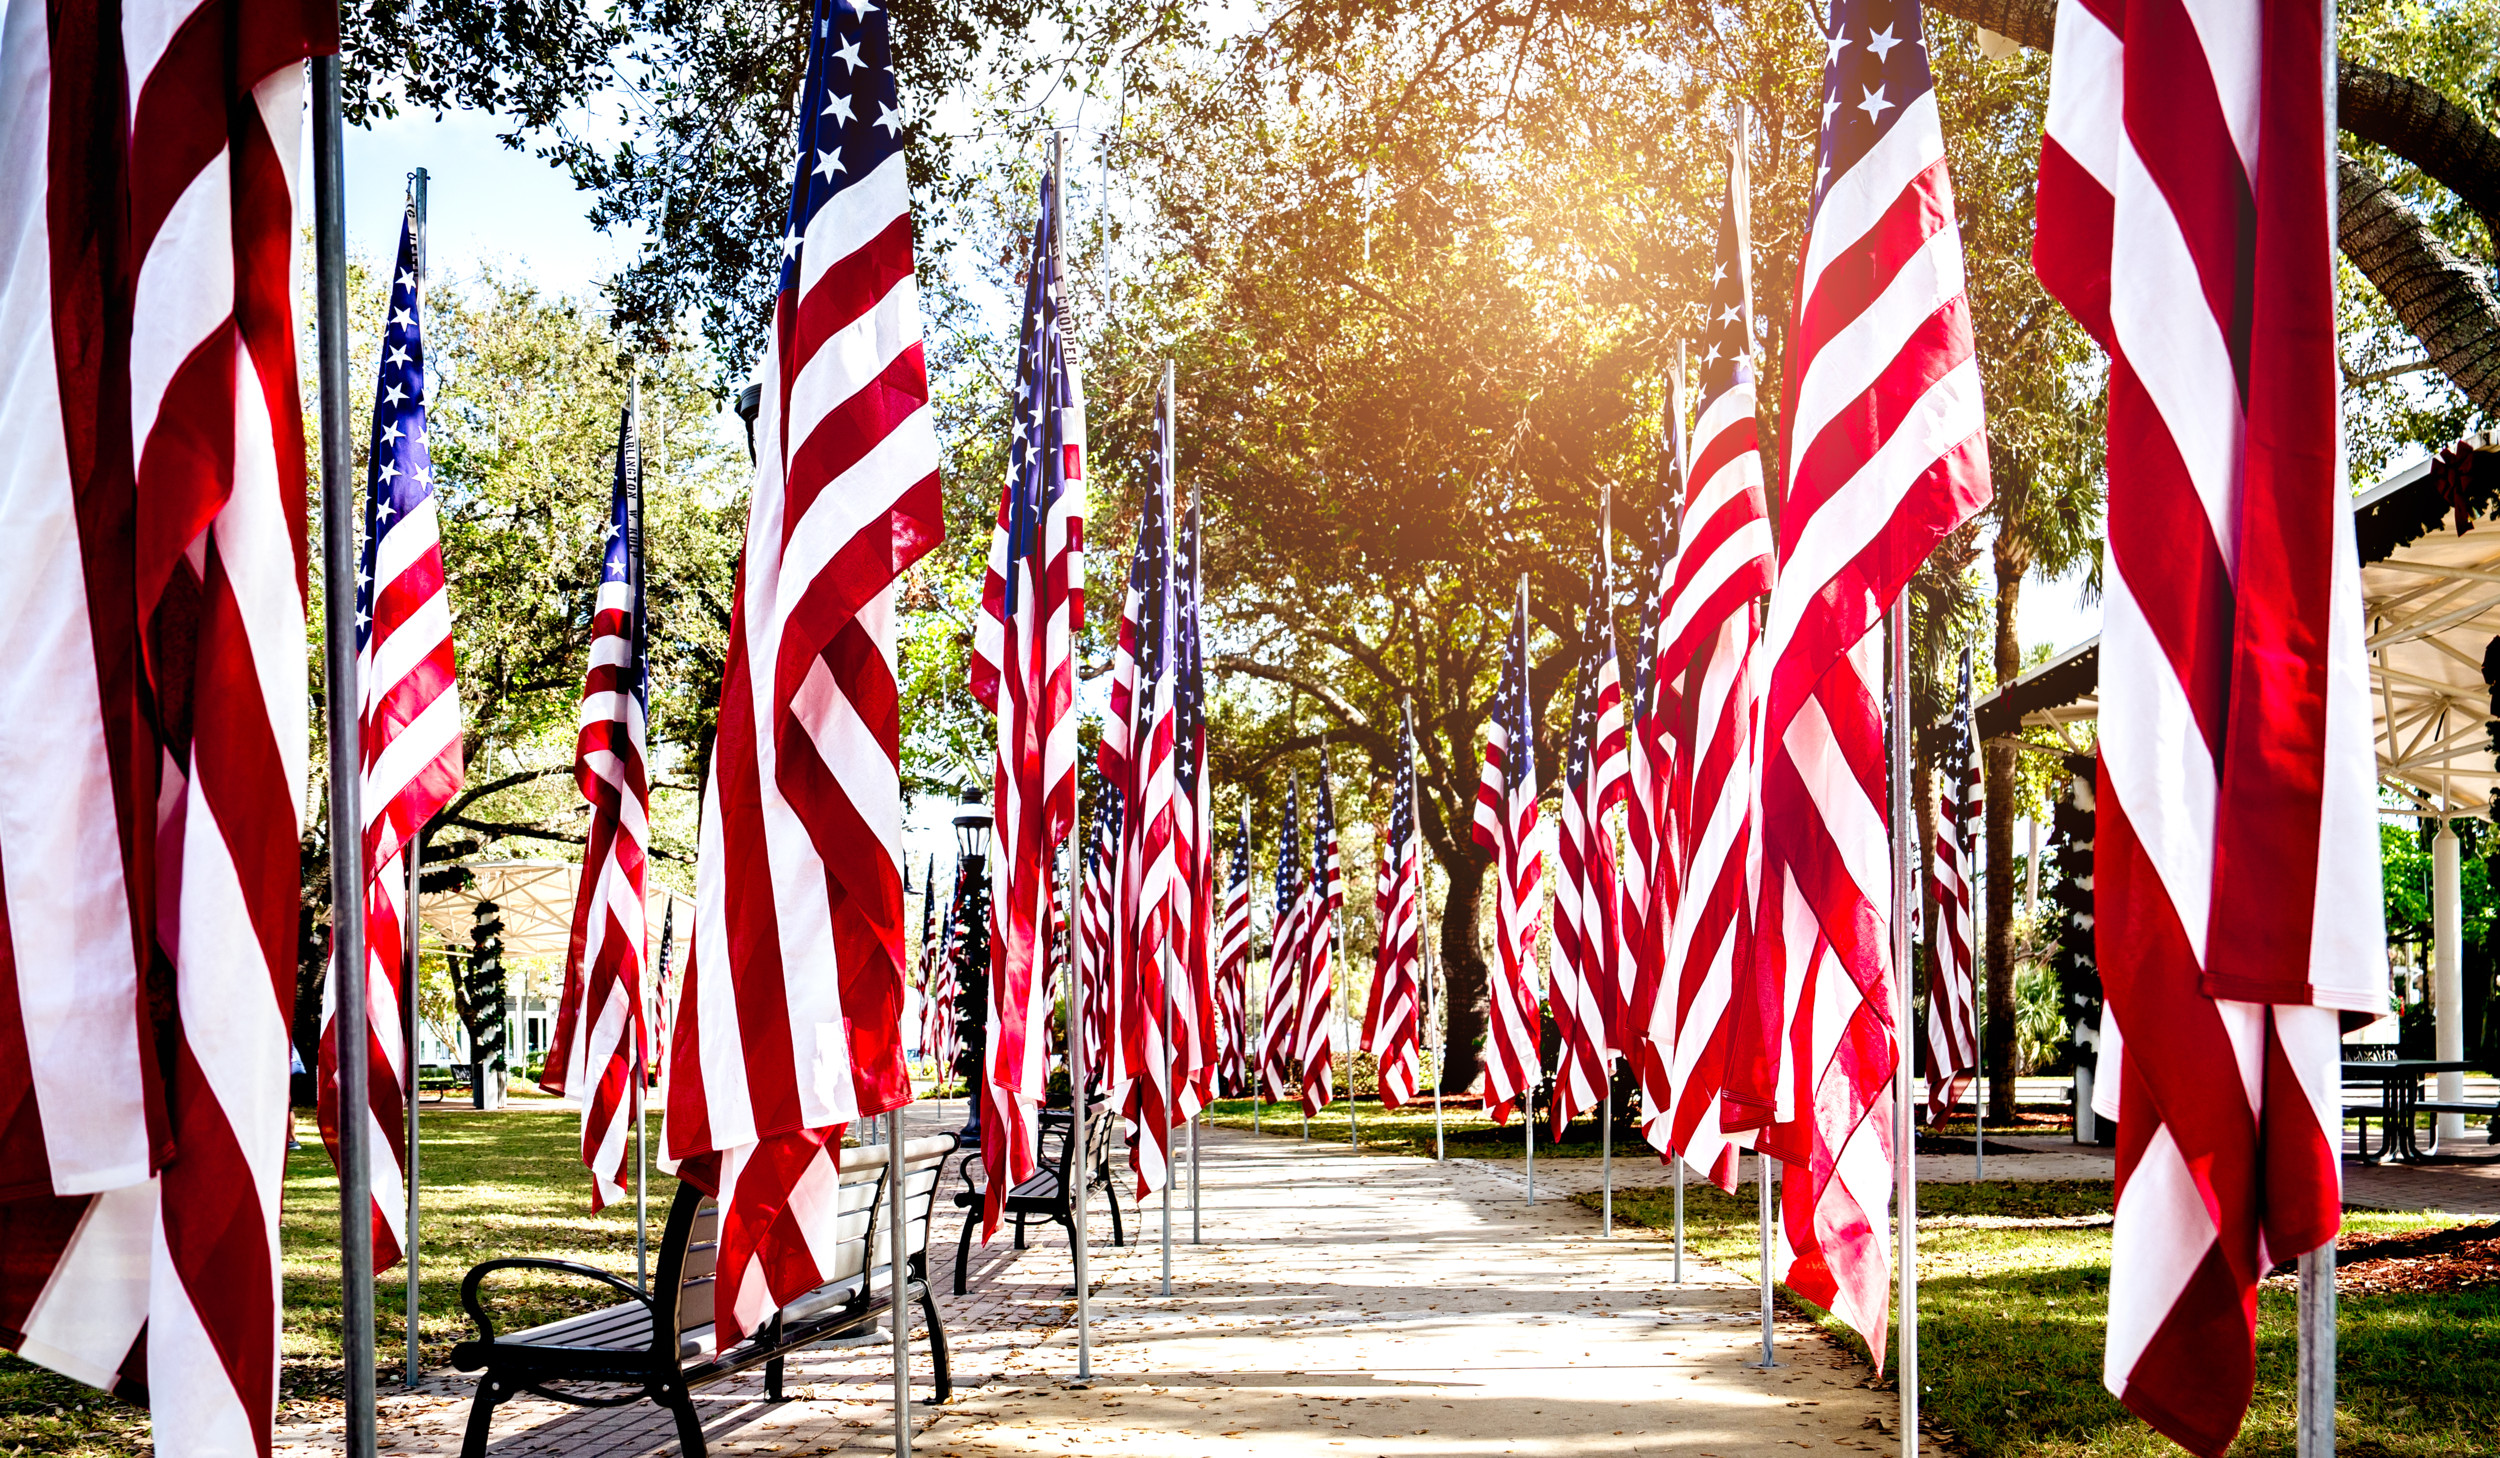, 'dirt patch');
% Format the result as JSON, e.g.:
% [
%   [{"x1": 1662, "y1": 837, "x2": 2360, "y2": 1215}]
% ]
[{"x1": 2261, "y1": 1221, "x2": 2500, "y2": 1296}]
